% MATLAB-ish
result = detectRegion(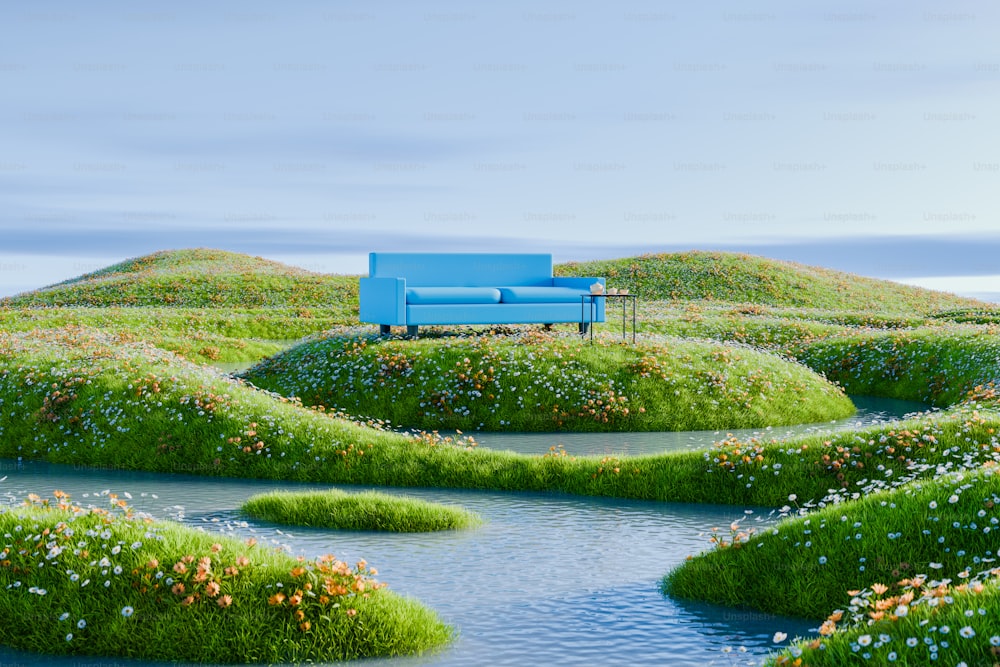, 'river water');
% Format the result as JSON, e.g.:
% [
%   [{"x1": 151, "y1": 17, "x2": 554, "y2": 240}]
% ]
[{"x1": 0, "y1": 395, "x2": 925, "y2": 667}]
